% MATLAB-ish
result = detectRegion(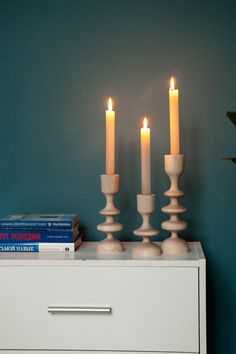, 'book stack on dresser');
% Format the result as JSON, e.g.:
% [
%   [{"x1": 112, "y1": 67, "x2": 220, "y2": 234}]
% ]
[{"x1": 0, "y1": 214, "x2": 82, "y2": 252}]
